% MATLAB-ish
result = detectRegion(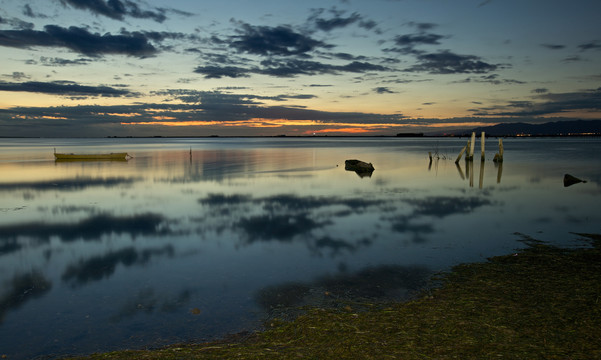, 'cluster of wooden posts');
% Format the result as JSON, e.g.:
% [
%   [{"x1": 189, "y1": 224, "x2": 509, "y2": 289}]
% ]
[
  {"x1": 454, "y1": 132, "x2": 503, "y2": 164},
  {"x1": 426, "y1": 132, "x2": 505, "y2": 188}
]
